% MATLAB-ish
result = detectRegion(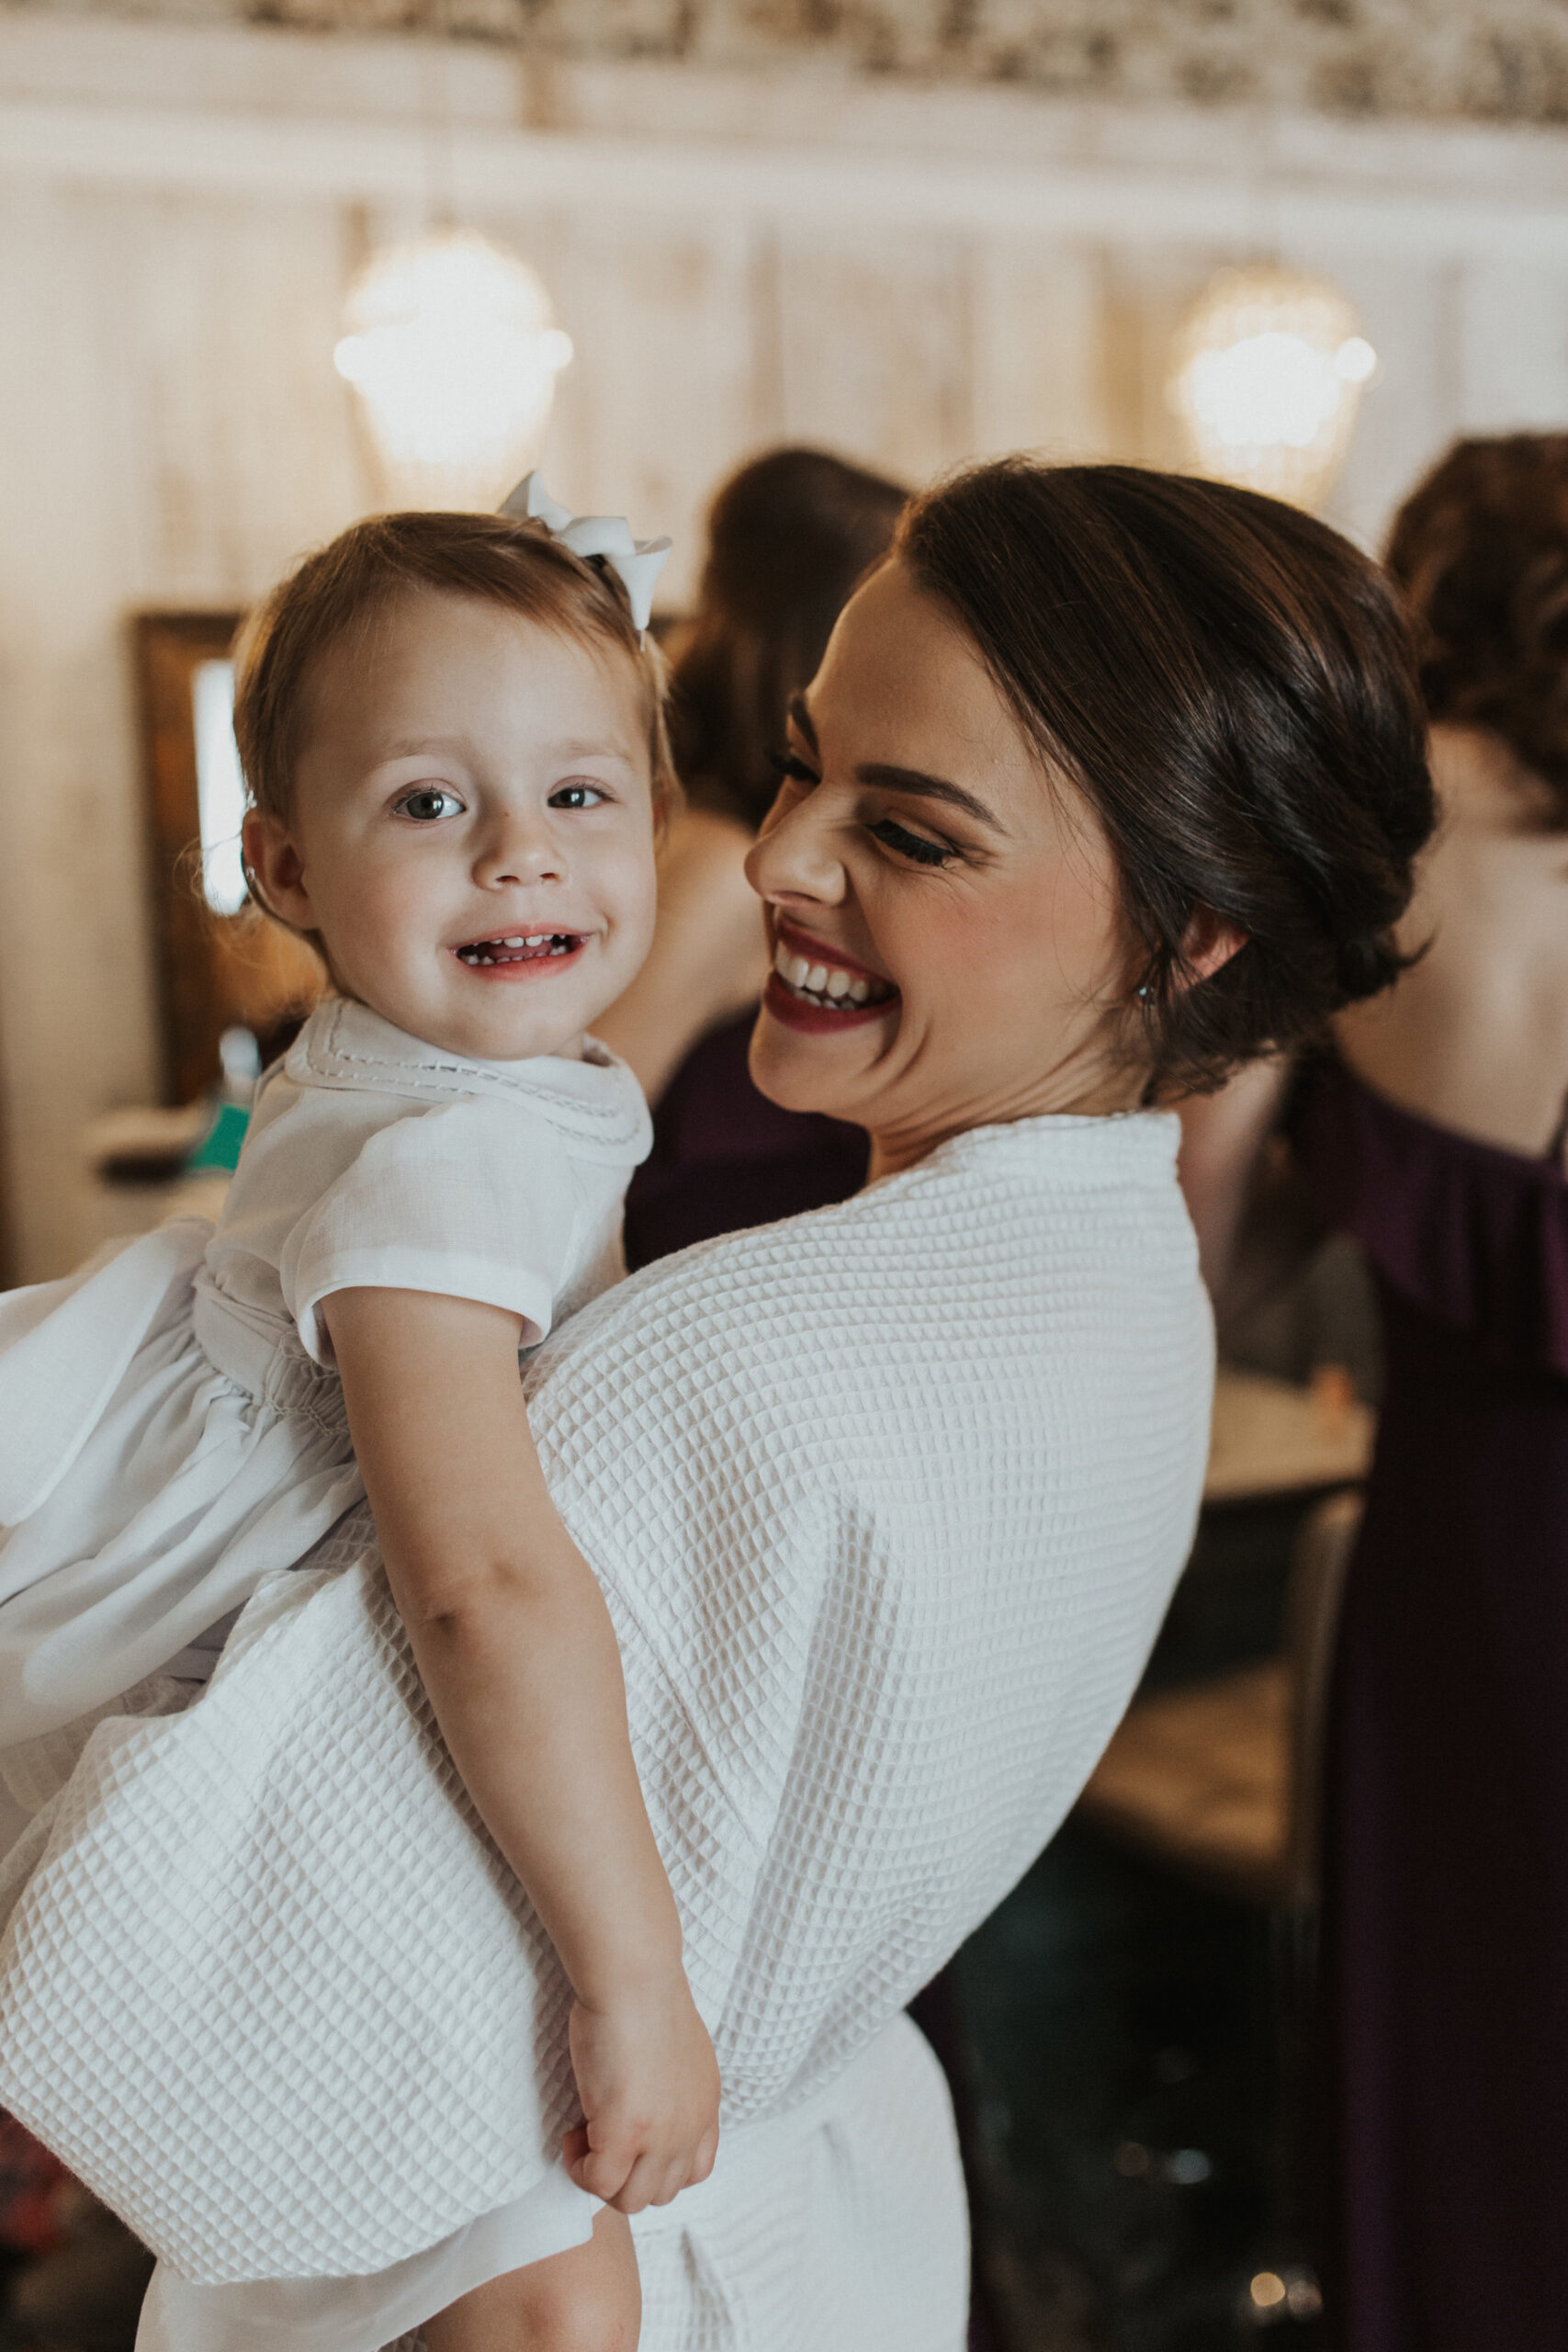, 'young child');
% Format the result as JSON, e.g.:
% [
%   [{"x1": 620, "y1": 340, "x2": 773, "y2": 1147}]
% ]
[{"x1": 0, "y1": 487, "x2": 719, "y2": 2347}]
